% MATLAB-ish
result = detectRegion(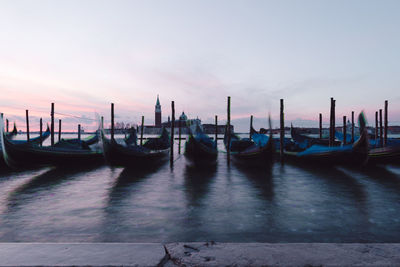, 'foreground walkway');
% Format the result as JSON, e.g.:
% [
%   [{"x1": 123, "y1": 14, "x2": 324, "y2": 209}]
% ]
[{"x1": 0, "y1": 242, "x2": 399, "y2": 266}]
